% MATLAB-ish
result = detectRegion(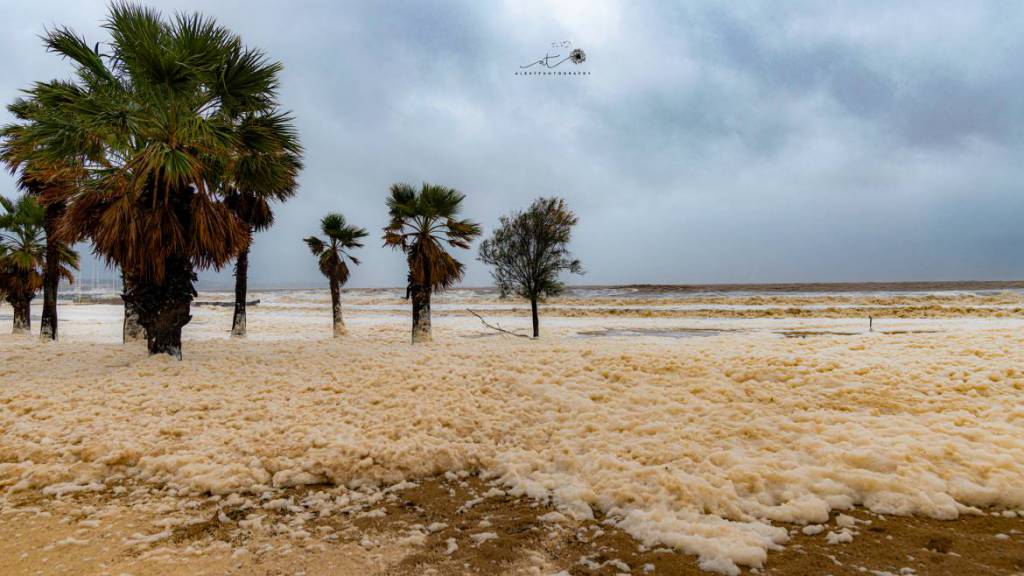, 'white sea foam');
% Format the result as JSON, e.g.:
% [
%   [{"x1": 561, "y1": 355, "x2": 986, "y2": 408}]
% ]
[{"x1": 1, "y1": 294, "x2": 1022, "y2": 573}]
